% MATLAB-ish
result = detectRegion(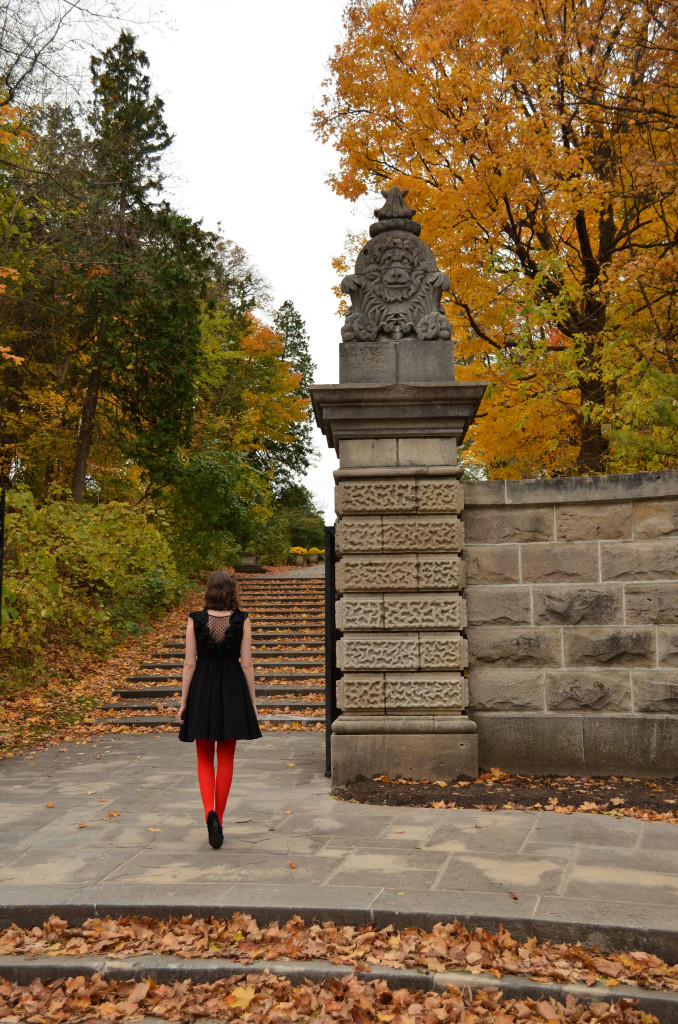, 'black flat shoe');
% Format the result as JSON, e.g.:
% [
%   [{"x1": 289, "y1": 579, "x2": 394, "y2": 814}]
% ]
[{"x1": 206, "y1": 810, "x2": 223, "y2": 849}]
